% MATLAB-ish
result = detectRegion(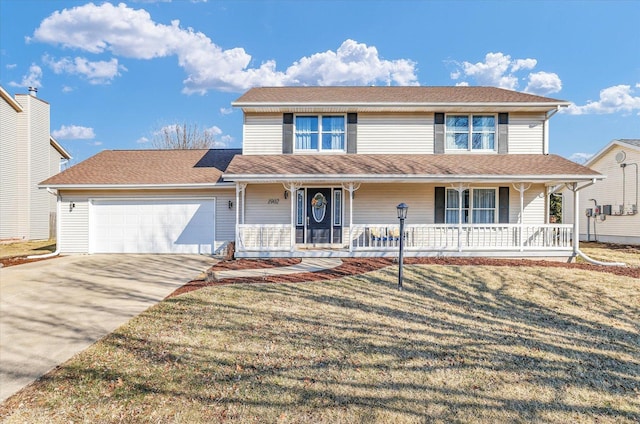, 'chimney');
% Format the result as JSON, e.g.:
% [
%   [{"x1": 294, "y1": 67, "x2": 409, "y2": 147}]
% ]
[{"x1": 28, "y1": 87, "x2": 38, "y2": 97}]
